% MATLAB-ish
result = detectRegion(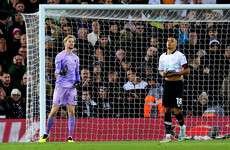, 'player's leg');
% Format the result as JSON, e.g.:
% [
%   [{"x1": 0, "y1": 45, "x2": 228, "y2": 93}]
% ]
[
  {"x1": 173, "y1": 81, "x2": 186, "y2": 141},
  {"x1": 67, "y1": 104, "x2": 75, "y2": 142},
  {"x1": 160, "y1": 81, "x2": 172, "y2": 143},
  {"x1": 173, "y1": 107, "x2": 186, "y2": 141},
  {"x1": 66, "y1": 88, "x2": 77, "y2": 142},
  {"x1": 160, "y1": 107, "x2": 172, "y2": 143},
  {"x1": 39, "y1": 104, "x2": 60, "y2": 143}
]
